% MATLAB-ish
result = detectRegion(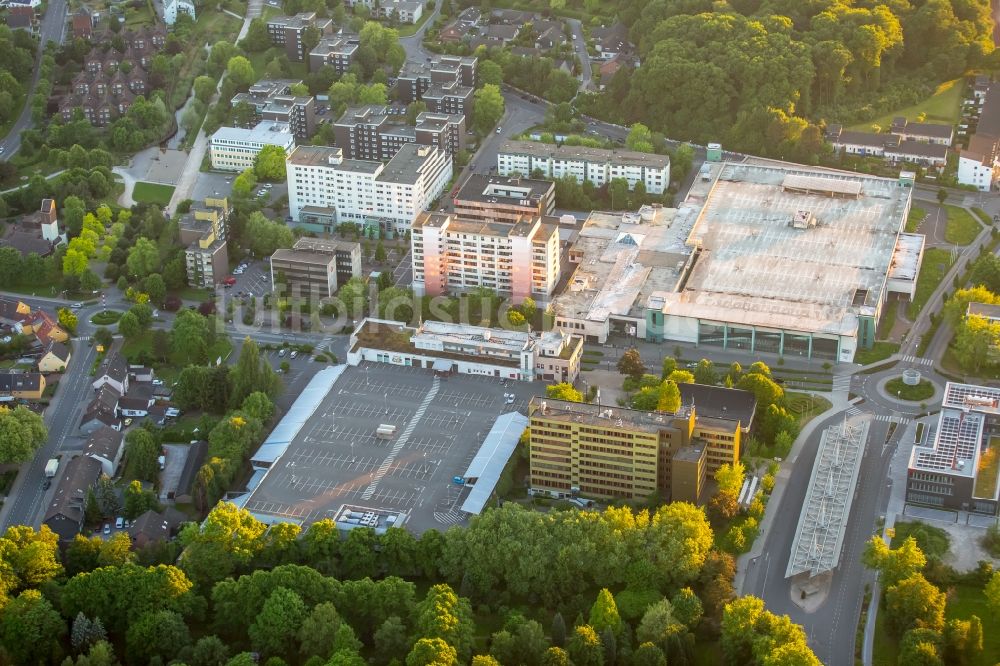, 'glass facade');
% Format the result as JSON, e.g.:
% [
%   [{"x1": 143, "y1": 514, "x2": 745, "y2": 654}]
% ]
[{"x1": 692, "y1": 320, "x2": 843, "y2": 360}]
